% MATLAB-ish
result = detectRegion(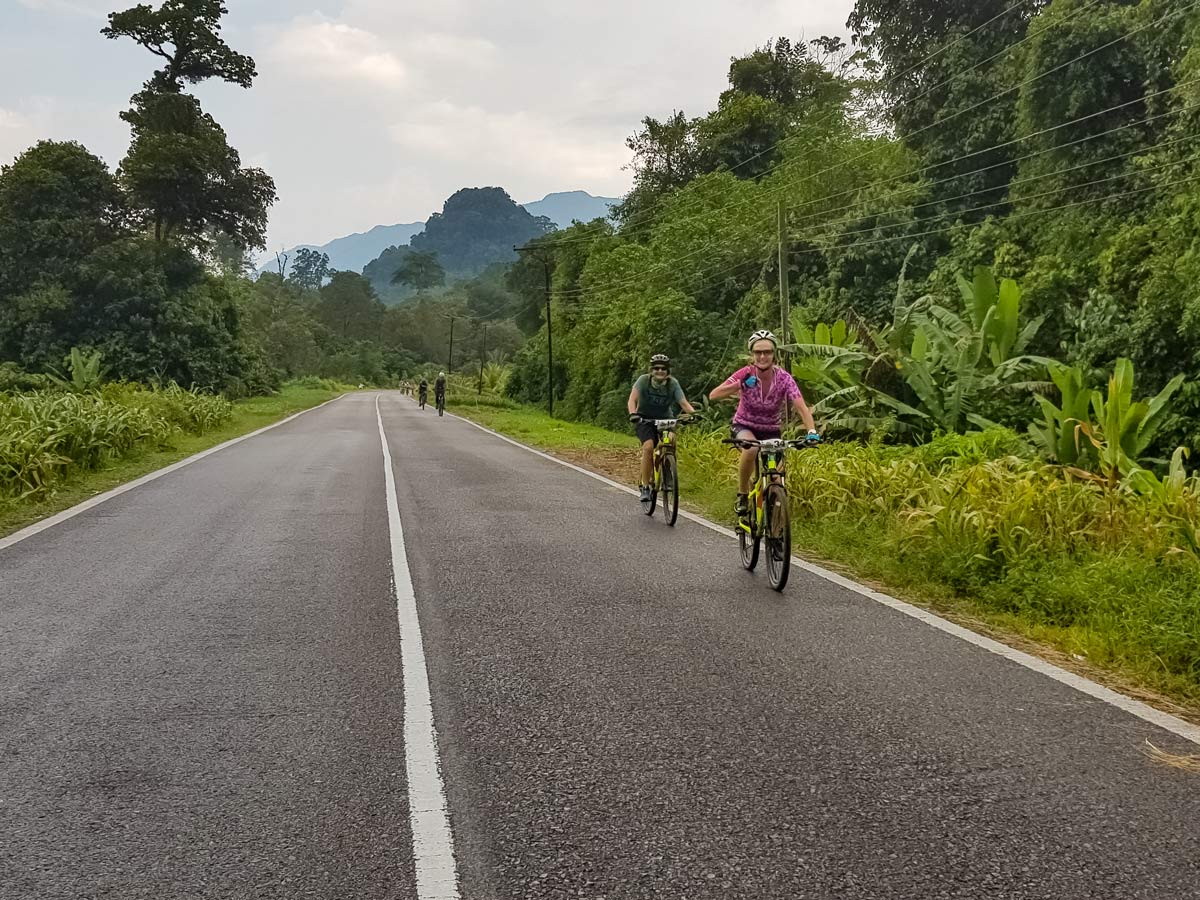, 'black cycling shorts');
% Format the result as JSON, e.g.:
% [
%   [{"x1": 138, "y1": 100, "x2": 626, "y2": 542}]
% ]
[
  {"x1": 636, "y1": 421, "x2": 660, "y2": 445},
  {"x1": 730, "y1": 422, "x2": 781, "y2": 442}
]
